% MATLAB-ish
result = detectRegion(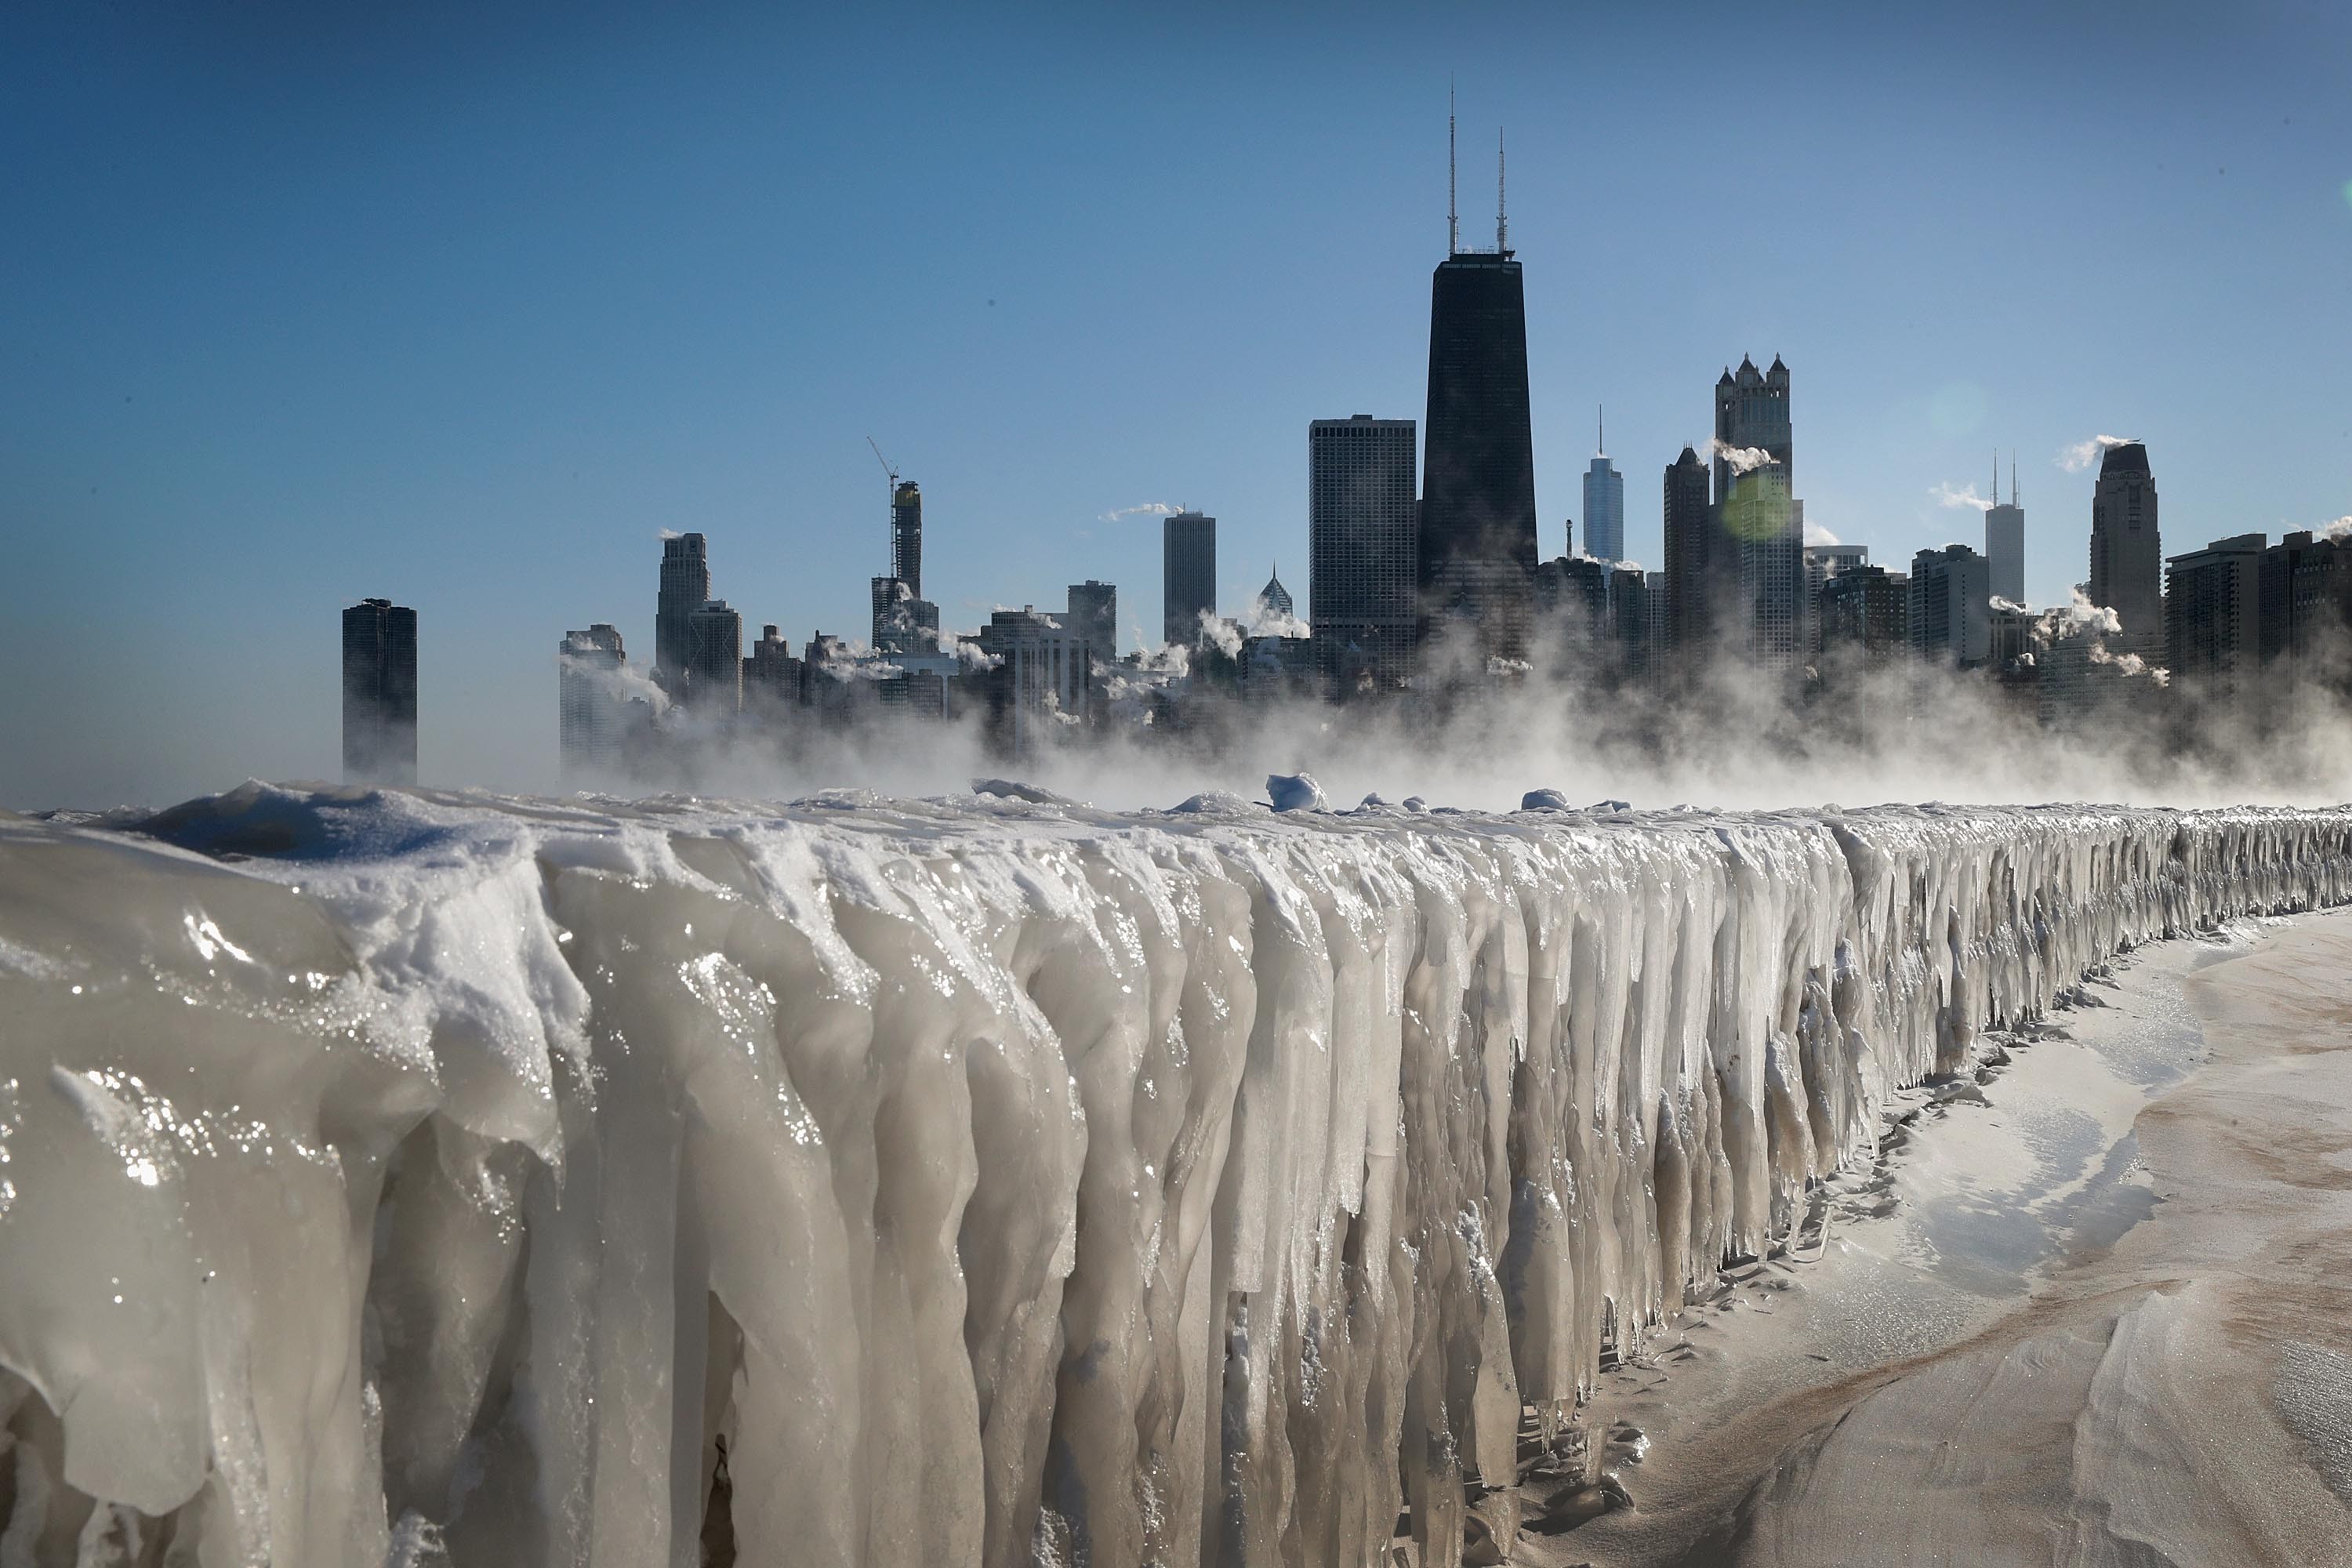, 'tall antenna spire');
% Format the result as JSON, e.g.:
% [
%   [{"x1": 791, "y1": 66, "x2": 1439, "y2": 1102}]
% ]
[
  {"x1": 1992, "y1": 450, "x2": 1998, "y2": 504},
  {"x1": 1447, "y1": 80, "x2": 1458, "y2": 256},
  {"x1": 1597, "y1": 404, "x2": 1605, "y2": 457},
  {"x1": 1496, "y1": 125, "x2": 1508, "y2": 252},
  {"x1": 2011, "y1": 451, "x2": 2019, "y2": 507}
]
